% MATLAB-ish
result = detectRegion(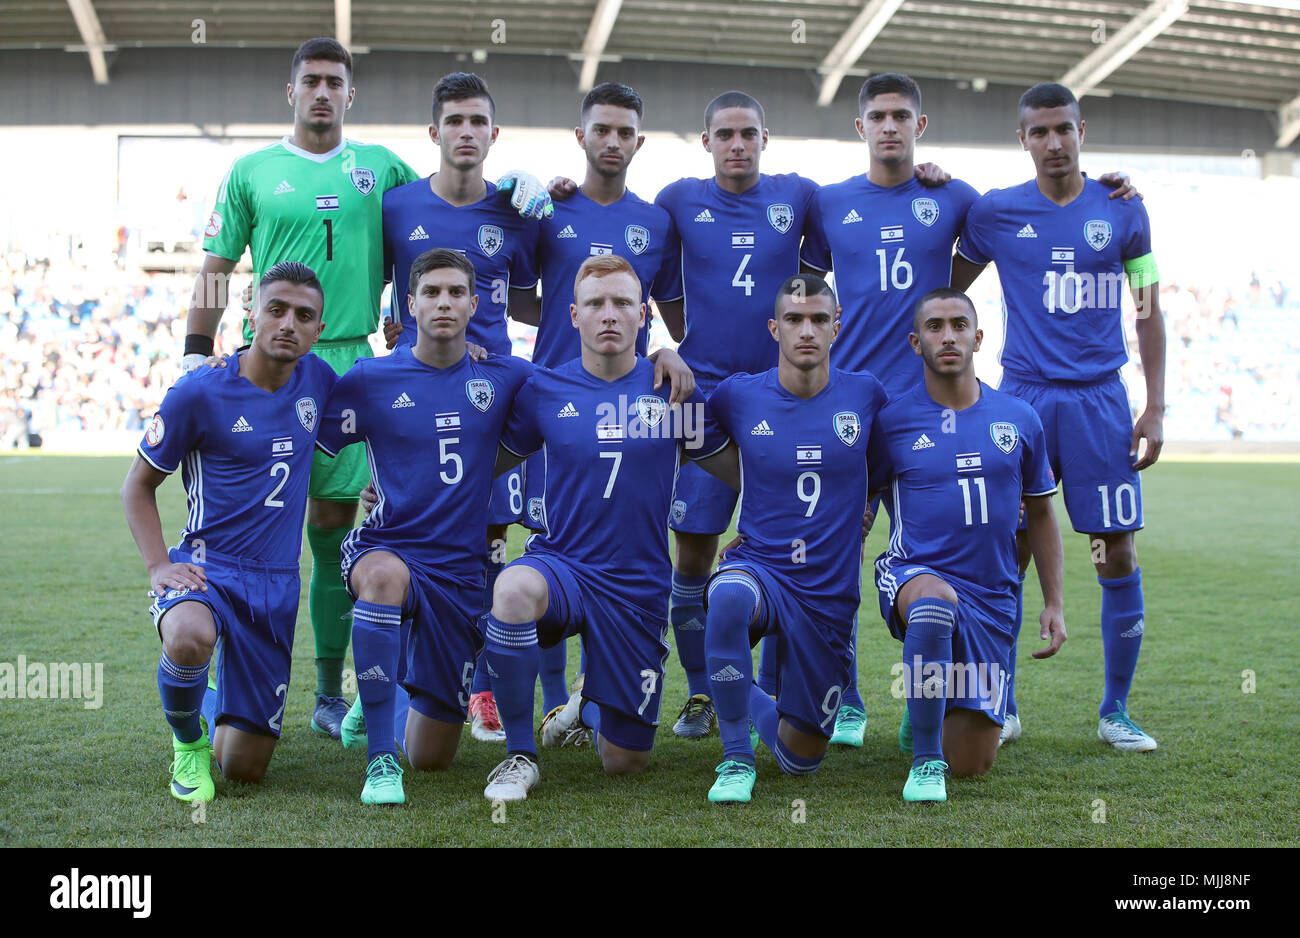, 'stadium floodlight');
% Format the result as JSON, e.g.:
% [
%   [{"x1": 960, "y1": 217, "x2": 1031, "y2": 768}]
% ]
[
  {"x1": 577, "y1": 0, "x2": 625, "y2": 92},
  {"x1": 816, "y1": 0, "x2": 906, "y2": 107},
  {"x1": 1059, "y1": 0, "x2": 1189, "y2": 100},
  {"x1": 65, "y1": 0, "x2": 110, "y2": 84},
  {"x1": 335, "y1": 0, "x2": 352, "y2": 50},
  {"x1": 1277, "y1": 90, "x2": 1300, "y2": 147}
]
